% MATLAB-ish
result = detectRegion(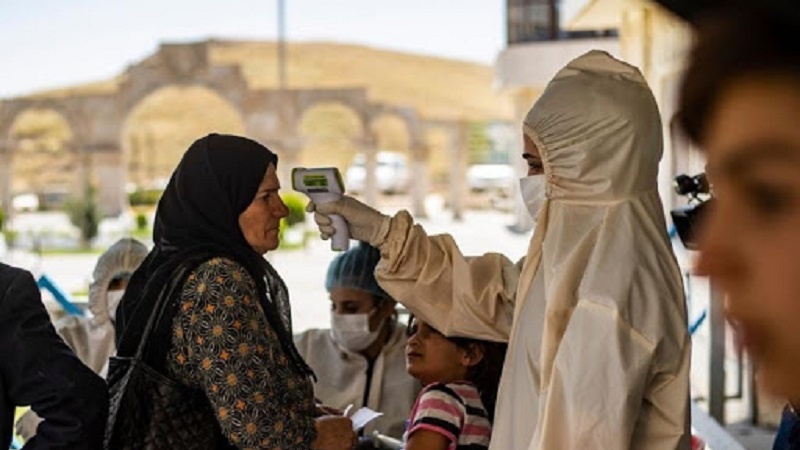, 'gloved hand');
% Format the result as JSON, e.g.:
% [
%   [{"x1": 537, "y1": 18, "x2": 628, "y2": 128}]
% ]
[
  {"x1": 306, "y1": 196, "x2": 392, "y2": 247},
  {"x1": 15, "y1": 409, "x2": 43, "y2": 441}
]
